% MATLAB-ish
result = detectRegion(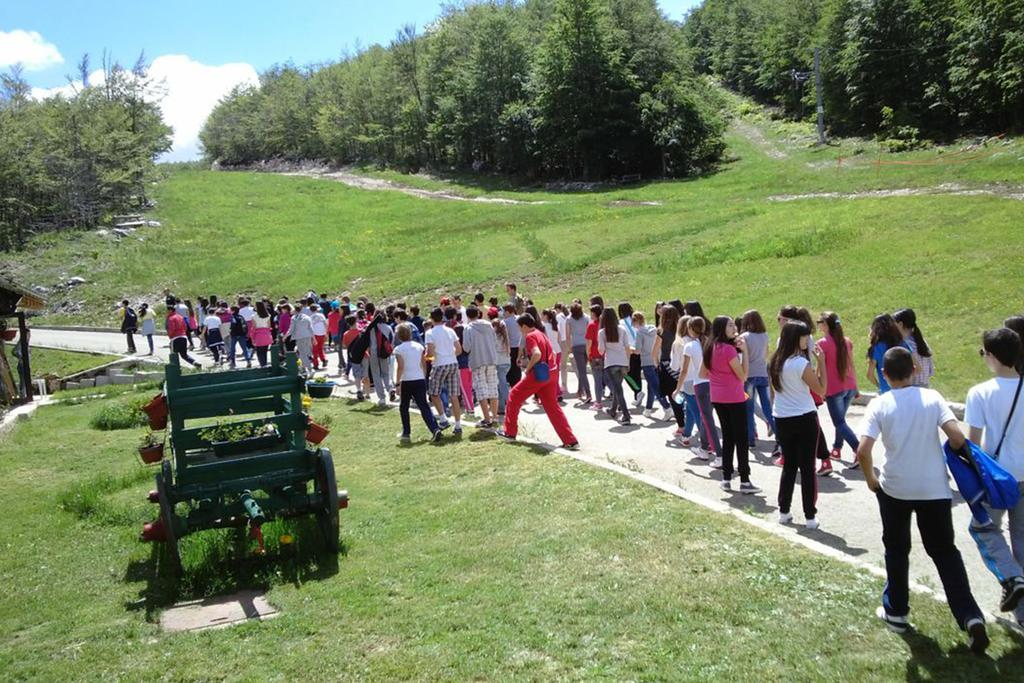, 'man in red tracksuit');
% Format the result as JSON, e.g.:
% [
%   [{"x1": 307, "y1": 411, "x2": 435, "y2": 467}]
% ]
[
  {"x1": 167, "y1": 309, "x2": 200, "y2": 367},
  {"x1": 498, "y1": 314, "x2": 579, "y2": 450}
]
